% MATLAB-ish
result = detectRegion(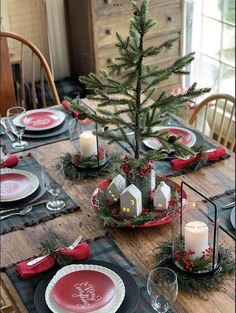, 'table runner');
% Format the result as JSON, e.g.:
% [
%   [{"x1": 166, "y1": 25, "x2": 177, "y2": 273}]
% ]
[
  {"x1": 0, "y1": 155, "x2": 80, "y2": 235},
  {"x1": 1, "y1": 108, "x2": 72, "y2": 153},
  {"x1": 3, "y1": 235, "x2": 167, "y2": 313},
  {"x1": 117, "y1": 115, "x2": 230, "y2": 177},
  {"x1": 203, "y1": 189, "x2": 235, "y2": 239}
]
